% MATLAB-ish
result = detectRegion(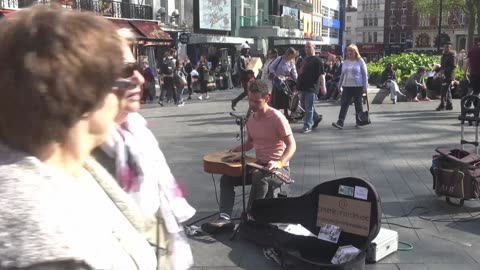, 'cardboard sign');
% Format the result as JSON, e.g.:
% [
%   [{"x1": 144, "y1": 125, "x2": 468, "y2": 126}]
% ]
[
  {"x1": 246, "y1": 57, "x2": 262, "y2": 78},
  {"x1": 317, "y1": 194, "x2": 371, "y2": 236}
]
